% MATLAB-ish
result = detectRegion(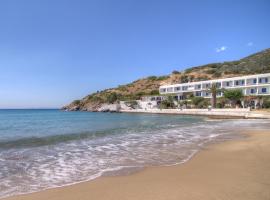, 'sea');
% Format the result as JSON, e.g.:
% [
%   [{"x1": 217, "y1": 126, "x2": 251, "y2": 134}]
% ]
[{"x1": 0, "y1": 109, "x2": 269, "y2": 198}]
